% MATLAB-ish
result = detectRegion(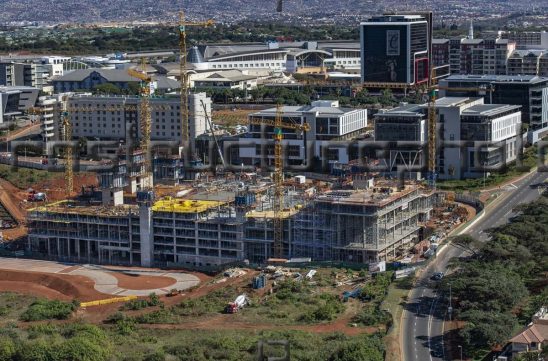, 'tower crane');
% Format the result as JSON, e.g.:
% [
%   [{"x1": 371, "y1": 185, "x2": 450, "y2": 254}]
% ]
[
  {"x1": 60, "y1": 102, "x2": 73, "y2": 196},
  {"x1": 127, "y1": 58, "x2": 153, "y2": 183},
  {"x1": 427, "y1": 68, "x2": 437, "y2": 188},
  {"x1": 248, "y1": 104, "x2": 310, "y2": 259},
  {"x1": 178, "y1": 11, "x2": 214, "y2": 151}
]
